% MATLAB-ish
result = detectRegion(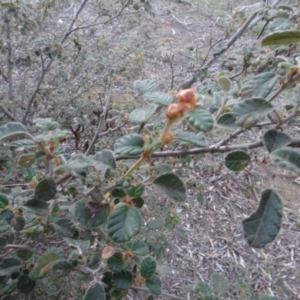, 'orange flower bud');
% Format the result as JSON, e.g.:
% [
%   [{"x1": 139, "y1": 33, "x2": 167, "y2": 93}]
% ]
[
  {"x1": 177, "y1": 89, "x2": 197, "y2": 108},
  {"x1": 166, "y1": 103, "x2": 180, "y2": 119}
]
